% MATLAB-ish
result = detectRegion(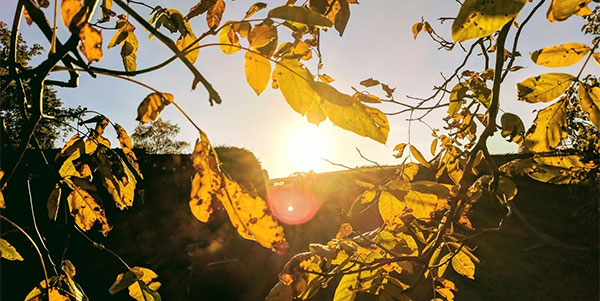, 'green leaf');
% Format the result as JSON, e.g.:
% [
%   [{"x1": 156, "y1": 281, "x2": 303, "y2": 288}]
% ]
[
  {"x1": 409, "y1": 145, "x2": 430, "y2": 168},
  {"x1": 516, "y1": 73, "x2": 575, "y2": 103},
  {"x1": 311, "y1": 82, "x2": 355, "y2": 106},
  {"x1": 377, "y1": 191, "x2": 405, "y2": 225},
  {"x1": 321, "y1": 101, "x2": 389, "y2": 144},
  {"x1": 272, "y1": 59, "x2": 317, "y2": 115},
  {"x1": 500, "y1": 113, "x2": 525, "y2": 144},
  {"x1": 268, "y1": 5, "x2": 333, "y2": 27},
  {"x1": 244, "y1": 51, "x2": 271, "y2": 95},
  {"x1": 523, "y1": 100, "x2": 567, "y2": 152},
  {"x1": 451, "y1": 251, "x2": 475, "y2": 279},
  {"x1": 452, "y1": 0, "x2": 527, "y2": 42},
  {"x1": 578, "y1": 84, "x2": 600, "y2": 128},
  {"x1": 530, "y1": 43, "x2": 590, "y2": 67},
  {"x1": 245, "y1": 2, "x2": 267, "y2": 19},
  {"x1": 0, "y1": 238, "x2": 24, "y2": 261}
]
